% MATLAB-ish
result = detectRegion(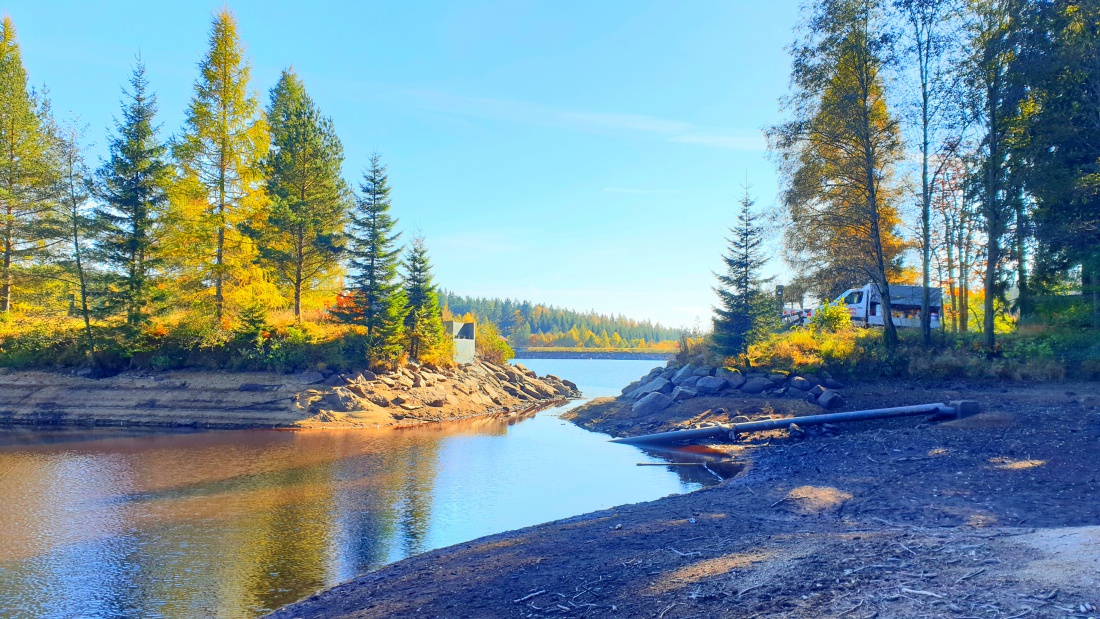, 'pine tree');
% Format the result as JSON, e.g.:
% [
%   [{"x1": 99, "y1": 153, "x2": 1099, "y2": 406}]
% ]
[
  {"x1": 402, "y1": 235, "x2": 444, "y2": 362},
  {"x1": 0, "y1": 17, "x2": 57, "y2": 315},
  {"x1": 93, "y1": 62, "x2": 171, "y2": 327},
  {"x1": 335, "y1": 153, "x2": 406, "y2": 368},
  {"x1": 712, "y1": 185, "x2": 774, "y2": 357},
  {"x1": 174, "y1": 9, "x2": 267, "y2": 319},
  {"x1": 258, "y1": 69, "x2": 349, "y2": 321}
]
